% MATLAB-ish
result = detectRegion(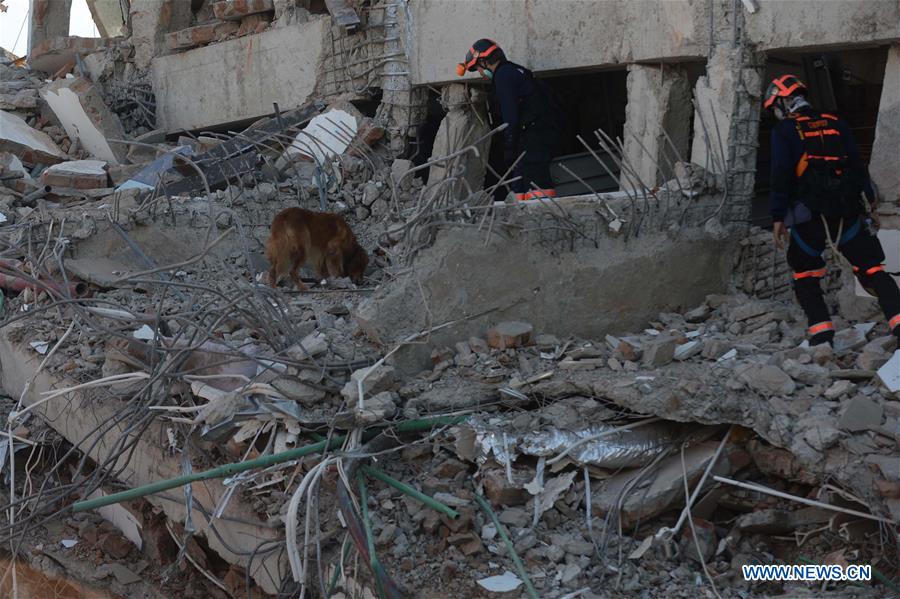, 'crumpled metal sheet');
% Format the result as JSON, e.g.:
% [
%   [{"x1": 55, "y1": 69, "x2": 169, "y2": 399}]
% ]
[
  {"x1": 519, "y1": 423, "x2": 681, "y2": 469},
  {"x1": 465, "y1": 420, "x2": 688, "y2": 469}
]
